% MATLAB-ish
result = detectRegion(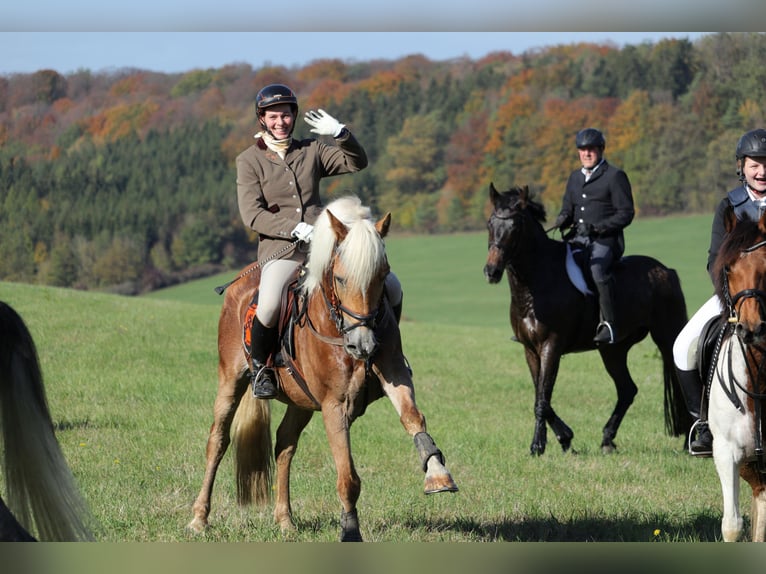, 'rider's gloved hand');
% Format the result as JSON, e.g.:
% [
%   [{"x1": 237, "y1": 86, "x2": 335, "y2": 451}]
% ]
[
  {"x1": 291, "y1": 222, "x2": 314, "y2": 243},
  {"x1": 553, "y1": 214, "x2": 568, "y2": 230},
  {"x1": 304, "y1": 109, "x2": 345, "y2": 137},
  {"x1": 576, "y1": 221, "x2": 594, "y2": 237}
]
